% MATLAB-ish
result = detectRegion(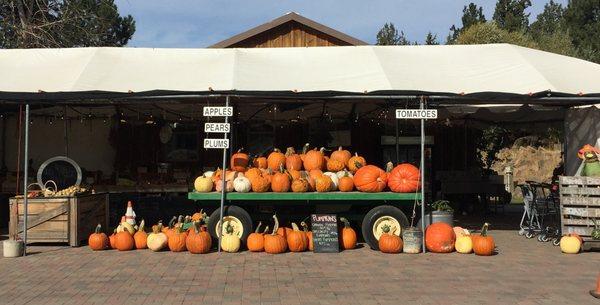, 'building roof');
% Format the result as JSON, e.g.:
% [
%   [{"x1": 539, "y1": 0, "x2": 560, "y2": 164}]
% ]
[{"x1": 209, "y1": 12, "x2": 367, "y2": 48}]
